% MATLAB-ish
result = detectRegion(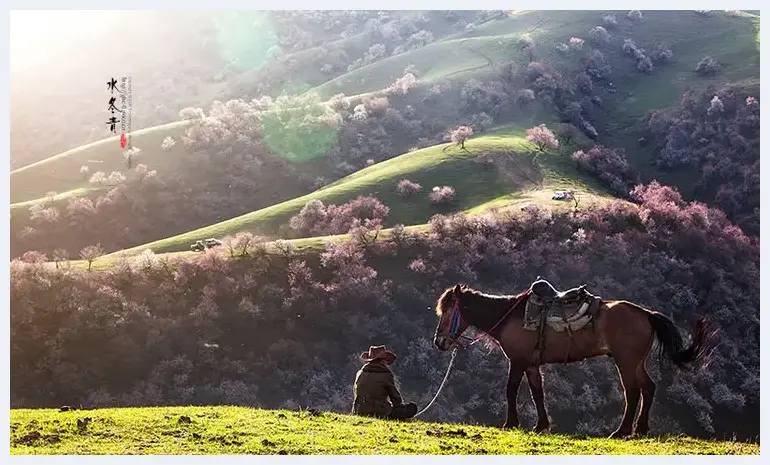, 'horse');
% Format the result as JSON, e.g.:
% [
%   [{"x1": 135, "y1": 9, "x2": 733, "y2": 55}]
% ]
[{"x1": 431, "y1": 283, "x2": 717, "y2": 438}]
